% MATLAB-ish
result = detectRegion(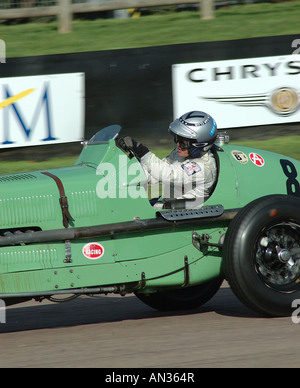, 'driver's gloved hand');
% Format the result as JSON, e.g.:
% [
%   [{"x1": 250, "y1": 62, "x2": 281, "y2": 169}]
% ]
[
  {"x1": 115, "y1": 136, "x2": 132, "y2": 152},
  {"x1": 116, "y1": 136, "x2": 149, "y2": 159},
  {"x1": 131, "y1": 139, "x2": 149, "y2": 159}
]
